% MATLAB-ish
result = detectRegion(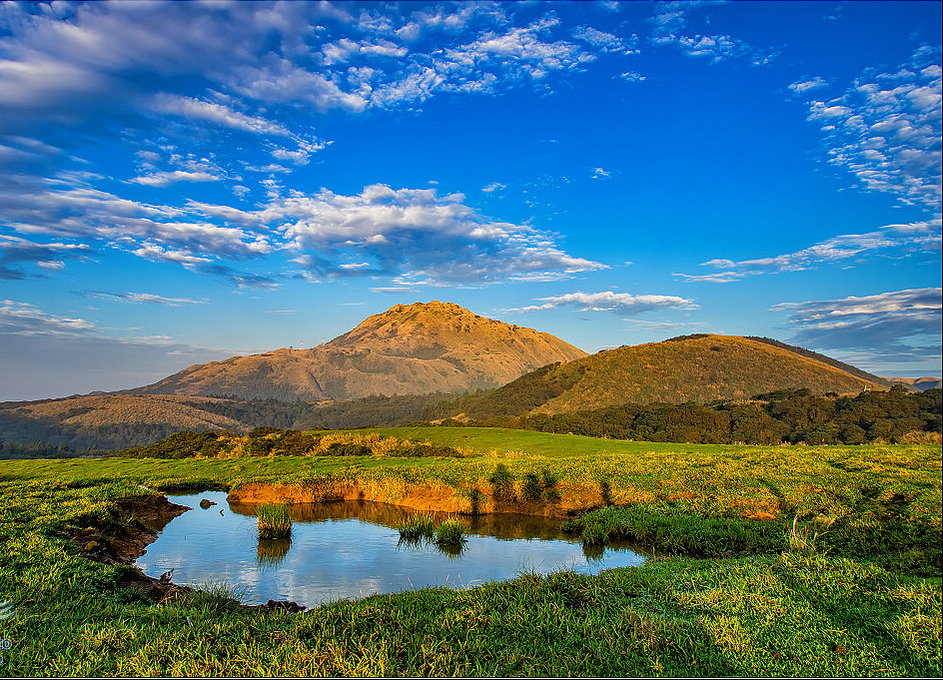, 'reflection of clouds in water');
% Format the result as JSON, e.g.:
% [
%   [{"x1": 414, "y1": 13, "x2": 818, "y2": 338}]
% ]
[{"x1": 138, "y1": 492, "x2": 644, "y2": 608}]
